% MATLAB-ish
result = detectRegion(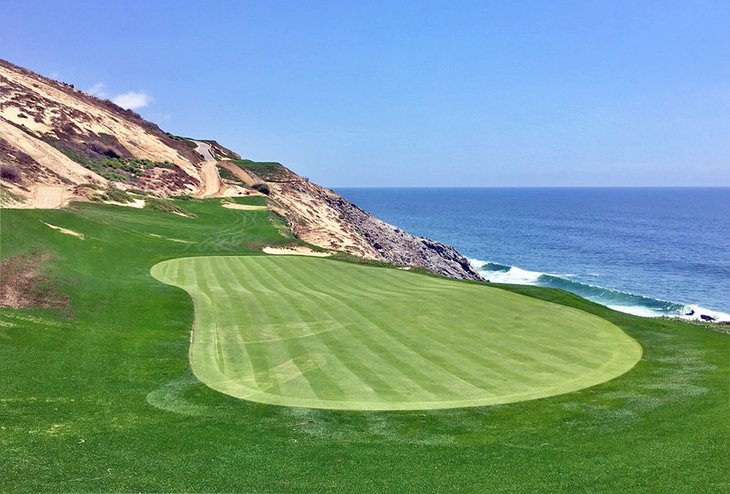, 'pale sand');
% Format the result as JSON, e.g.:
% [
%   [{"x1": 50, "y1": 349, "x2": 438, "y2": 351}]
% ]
[
  {"x1": 195, "y1": 161, "x2": 224, "y2": 198},
  {"x1": 44, "y1": 223, "x2": 84, "y2": 239},
  {"x1": 262, "y1": 246, "x2": 332, "y2": 257},
  {"x1": 222, "y1": 202, "x2": 268, "y2": 211},
  {"x1": 0, "y1": 64, "x2": 200, "y2": 179},
  {"x1": 0, "y1": 119, "x2": 107, "y2": 187},
  {"x1": 105, "y1": 198, "x2": 145, "y2": 208}
]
